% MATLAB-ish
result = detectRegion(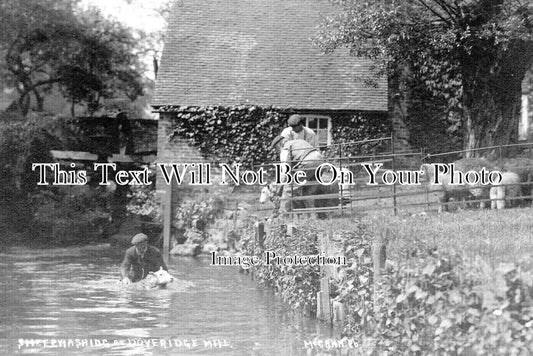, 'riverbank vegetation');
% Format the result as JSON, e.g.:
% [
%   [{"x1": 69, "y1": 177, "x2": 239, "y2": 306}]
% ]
[
  {"x1": 146, "y1": 185, "x2": 533, "y2": 354},
  {"x1": 126, "y1": 186, "x2": 243, "y2": 254},
  {"x1": 0, "y1": 0, "x2": 165, "y2": 245},
  {"x1": 239, "y1": 221, "x2": 324, "y2": 314},
  {"x1": 337, "y1": 209, "x2": 533, "y2": 354},
  {"x1": 0, "y1": 118, "x2": 126, "y2": 245},
  {"x1": 237, "y1": 206, "x2": 533, "y2": 355}
]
